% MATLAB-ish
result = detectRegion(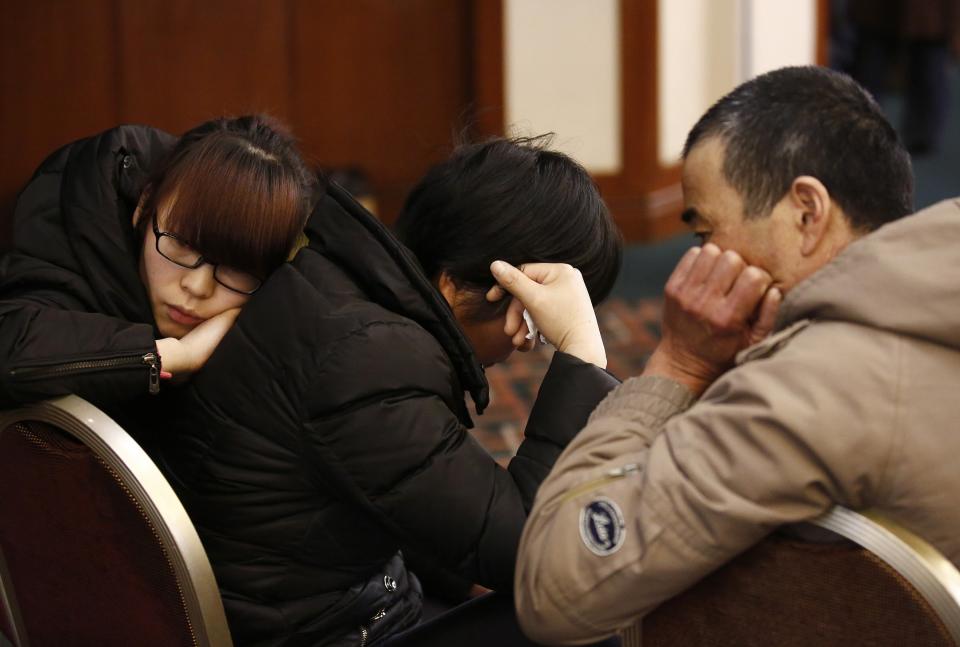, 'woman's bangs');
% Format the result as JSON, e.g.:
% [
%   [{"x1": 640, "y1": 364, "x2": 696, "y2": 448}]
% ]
[{"x1": 158, "y1": 145, "x2": 303, "y2": 276}]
